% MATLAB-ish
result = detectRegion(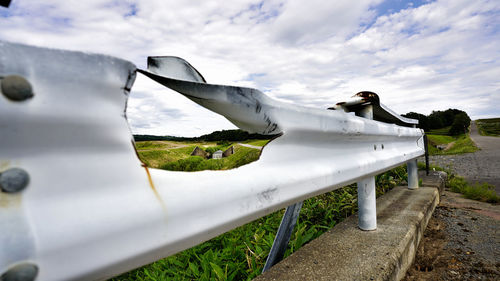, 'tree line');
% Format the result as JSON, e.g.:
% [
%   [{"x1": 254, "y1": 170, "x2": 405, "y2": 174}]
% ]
[
  {"x1": 402, "y1": 108, "x2": 471, "y2": 135},
  {"x1": 134, "y1": 129, "x2": 276, "y2": 142}
]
